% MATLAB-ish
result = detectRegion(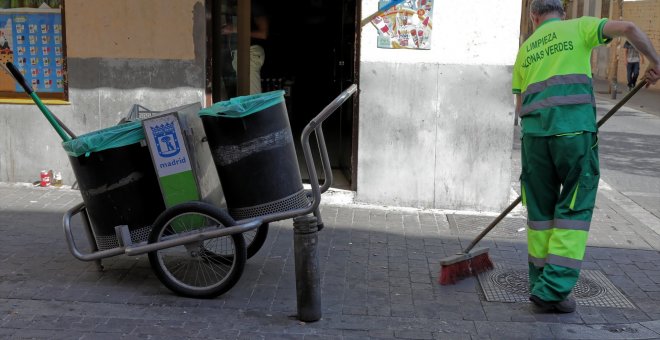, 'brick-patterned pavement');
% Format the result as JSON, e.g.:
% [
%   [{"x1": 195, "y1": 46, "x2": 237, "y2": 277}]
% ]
[{"x1": 1, "y1": 177, "x2": 660, "y2": 339}]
